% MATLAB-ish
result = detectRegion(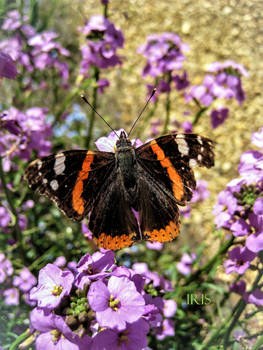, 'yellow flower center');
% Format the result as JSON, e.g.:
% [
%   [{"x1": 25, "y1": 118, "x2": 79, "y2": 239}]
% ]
[
  {"x1": 52, "y1": 285, "x2": 63, "y2": 296},
  {"x1": 109, "y1": 294, "x2": 120, "y2": 311}
]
